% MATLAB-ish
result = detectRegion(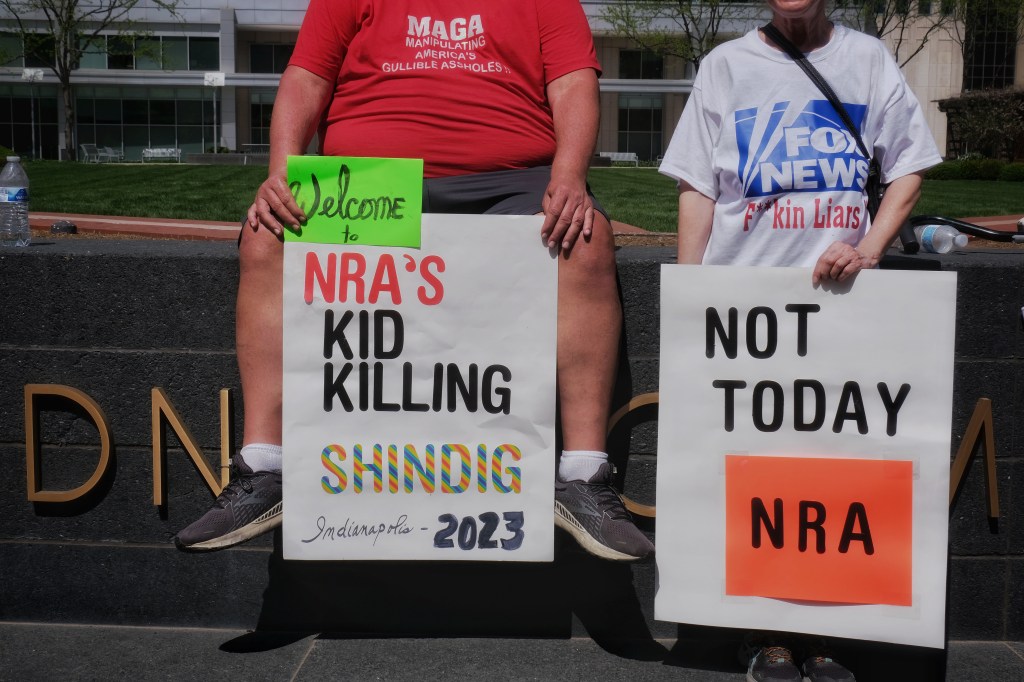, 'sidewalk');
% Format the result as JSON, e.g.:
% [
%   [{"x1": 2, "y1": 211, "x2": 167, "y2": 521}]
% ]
[{"x1": 2, "y1": 622, "x2": 1023, "y2": 680}]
